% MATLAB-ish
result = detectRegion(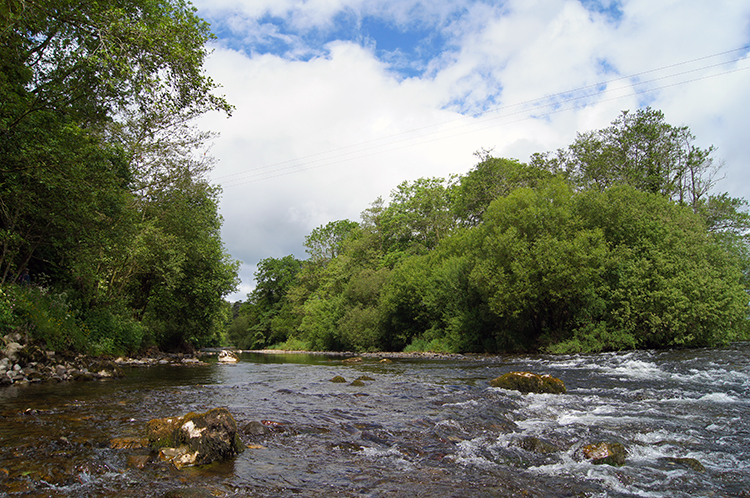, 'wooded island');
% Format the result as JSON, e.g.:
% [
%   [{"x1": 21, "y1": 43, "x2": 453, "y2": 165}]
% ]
[{"x1": 2, "y1": 1, "x2": 748, "y2": 356}]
